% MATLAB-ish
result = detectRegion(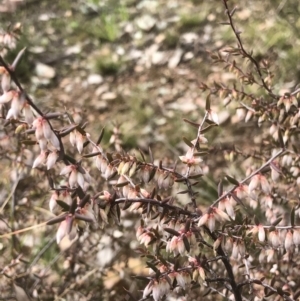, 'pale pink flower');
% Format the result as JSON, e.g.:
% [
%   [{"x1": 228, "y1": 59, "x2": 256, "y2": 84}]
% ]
[
  {"x1": 75, "y1": 131, "x2": 85, "y2": 154},
  {"x1": 76, "y1": 171, "x2": 85, "y2": 189},
  {"x1": 236, "y1": 107, "x2": 246, "y2": 121},
  {"x1": 32, "y1": 151, "x2": 47, "y2": 168},
  {"x1": 69, "y1": 131, "x2": 76, "y2": 146},
  {"x1": 42, "y1": 119, "x2": 52, "y2": 140},
  {"x1": 293, "y1": 229, "x2": 300, "y2": 245},
  {"x1": 260, "y1": 175, "x2": 271, "y2": 194},
  {"x1": 158, "y1": 278, "x2": 170, "y2": 298},
  {"x1": 104, "y1": 164, "x2": 114, "y2": 179},
  {"x1": 139, "y1": 232, "x2": 153, "y2": 247},
  {"x1": 248, "y1": 174, "x2": 260, "y2": 192},
  {"x1": 23, "y1": 103, "x2": 34, "y2": 124},
  {"x1": 285, "y1": 230, "x2": 293, "y2": 251},
  {"x1": 56, "y1": 216, "x2": 76, "y2": 244},
  {"x1": 152, "y1": 281, "x2": 161, "y2": 301},
  {"x1": 38, "y1": 138, "x2": 47, "y2": 151},
  {"x1": 61, "y1": 190, "x2": 72, "y2": 205},
  {"x1": 60, "y1": 165, "x2": 73, "y2": 176},
  {"x1": 56, "y1": 220, "x2": 68, "y2": 244},
  {"x1": 69, "y1": 169, "x2": 78, "y2": 188},
  {"x1": 207, "y1": 214, "x2": 216, "y2": 232},
  {"x1": 0, "y1": 90, "x2": 14, "y2": 104},
  {"x1": 175, "y1": 272, "x2": 186, "y2": 289},
  {"x1": 207, "y1": 109, "x2": 219, "y2": 124},
  {"x1": 219, "y1": 196, "x2": 235, "y2": 220},
  {"x1": 245, "y1": 110, "x2": 253, "y2": 122},
  {"x1": 6, "y1": 92, "x2": 24, "y2": 119},
  {"x1": 49, "y1": 191, "x2": 59, "y2": 212},
  {"x1": 214, "y1": 207, "x2": 230, "y2": 222},
  {"x1": 49, "y1": 131, "x2": 60, "y2": 150},
  {"x1": 198, "y1": 266, "x2": 206, "y2": 281},
  {"x1": 1, "y1": 71, "x2": 10, "y2": 92},
  {"x1": 258, "y1": 224, "x2": 265, "y2": 242},
  {"x1": 33, "y1": 117, "x2": 44, "y2": 140},
  {"x1": 234, "y1": 184, "x2": 248, "y2": 199},
  {"x1": 198, "y1": 213, "x2": 208, "y2": 227},
  {"x1": 166, "y1": 236, "x2": 180, "y2": 255},
  {"x1": 266, "y1": 249, "x2": 275, "y2": 262},
  {"x1": 231, "y1": 241, "x2": 239, "y2": 259},
  {"x1": 46, "y1": 151, "x2": 59, "y2": 170},
  {"x1": 177, "y1": 237, "x2": 186, "y2": 255},
  {"x1": 143, "y1": 281, "x2": 153, "y2": 299},
  {"x1": 269, "y1": 123, "x2": 278, "y2": 136},
  {"x1": 60, "y1": 165, "x2": 86, "y2": 189},
  {"x1": 136, "y1": 226, "x2": 144, "y2": 240},
  {"x1": 224, "y1": 237, "x2": 233, "y2": 253},
  {"x1": 268, "y1": 230, "x2": 280, "y2": 248},
  {"x1": 179, "y1": 148, "x2": 202, "y2": 166}
]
